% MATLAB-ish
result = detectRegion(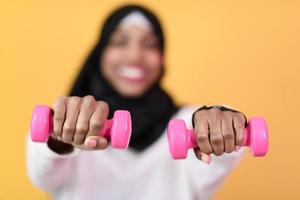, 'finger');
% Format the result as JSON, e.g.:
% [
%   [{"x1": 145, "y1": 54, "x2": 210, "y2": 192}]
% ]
[
  {"x1": 73, "y1": 96, "x2": 96, "y2": 145},
  {"x1": 194, "y1": 111, "x2": 213, "y2": 154},
  {"x1": 233, "y1": 112, "x2": 246, "y2": 149},
  {"x1": 222, "y1": 112, "x2": 235, "y2": 153},
  {"x1": 84, "y1": 136, "x2": 108, "y2": 149},
  {"x1": 85, "y1": 101, "x2": 109, "y2": 149},
  {"x1": 194, "y1": 148, "x2": 211, "y2": 164},
  {"x1": 208, "y1": 108, "x2": 224, "y2": 156},
  {"x1": 62, "y1": 97, "x2": 81, "y2": 143},
  {"x1": 52, "y1": 96, "x2": 67, "y2": 140}
]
